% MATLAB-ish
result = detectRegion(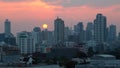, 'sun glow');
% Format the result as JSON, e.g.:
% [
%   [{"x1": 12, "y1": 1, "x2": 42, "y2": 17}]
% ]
[{"x1": 43, "y1": 24, "x2": 48, "y2": 29}]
